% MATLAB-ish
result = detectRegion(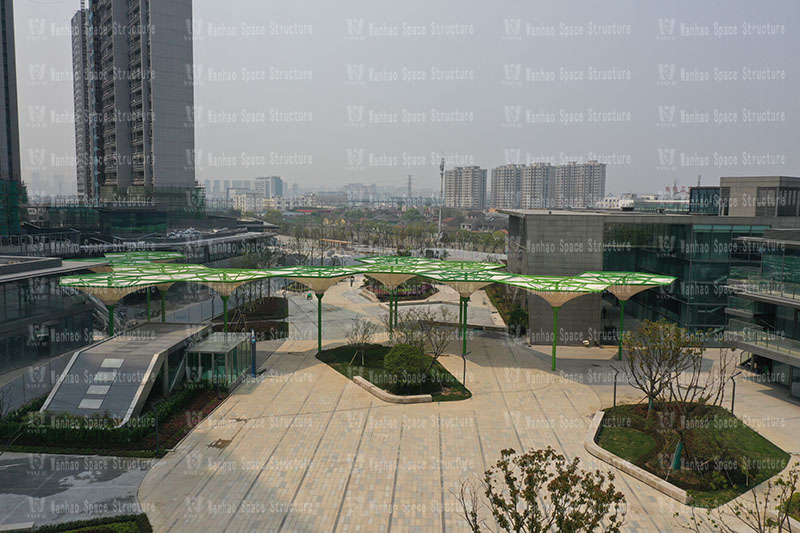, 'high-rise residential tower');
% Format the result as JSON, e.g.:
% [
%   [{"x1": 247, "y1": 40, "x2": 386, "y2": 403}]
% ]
[
  {"x1": 444, "y1": 166, "x2": 487, "y2": 209},
  {"x1": 73, "y1": 0, "x2": 195, "y2": 202},
  {"x1": 554, "y1": 161, "x2": 606, "y2": 209},
  {"x1": 490, "y1": 165, "x2": 521, "y2": 209},
  {"x1": 521, "y1": 163, "x2": 556, "y2": 209},
  {"x1": 0, "y1": 0, "x2": 20, "y2": 235},
  {"x1": 71, "y1": 7, "x2": 91, "y2": 202}
]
